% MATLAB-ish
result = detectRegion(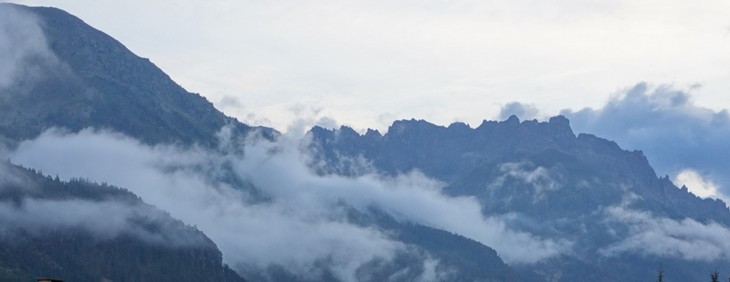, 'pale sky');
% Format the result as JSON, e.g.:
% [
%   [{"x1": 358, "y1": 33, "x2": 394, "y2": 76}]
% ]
[{"x1": 8, "y1": 0, "x2": 730, "y2": 132}]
